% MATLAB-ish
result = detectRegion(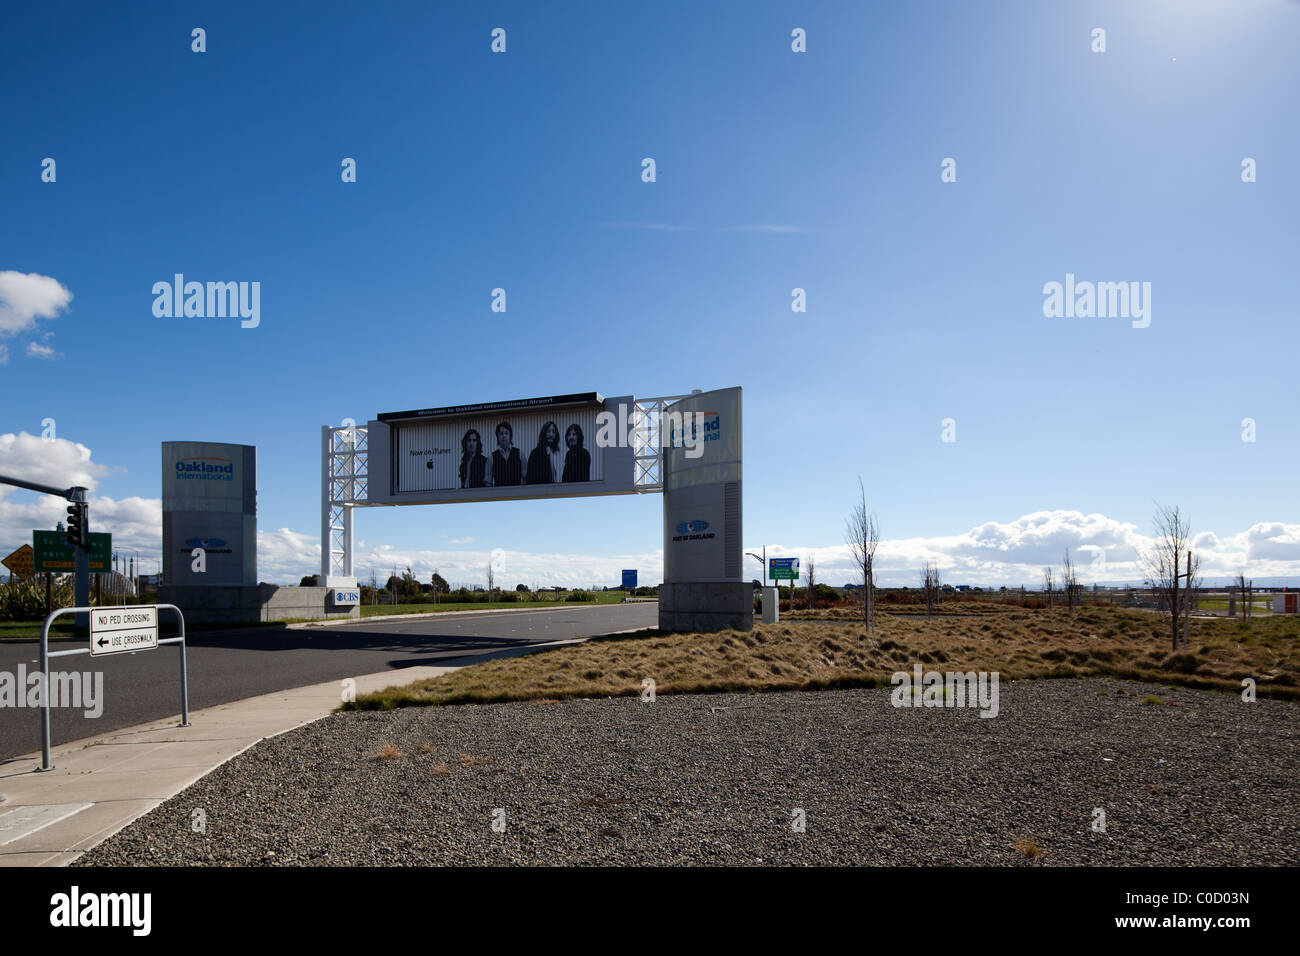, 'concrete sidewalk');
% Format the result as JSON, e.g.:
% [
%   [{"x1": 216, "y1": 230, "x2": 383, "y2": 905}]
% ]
[
  {"x1": 0, "y1": 665, "x2": 460, "y2": 867},
  {"x1": 0, "y1": 628, "x2": 605, "y2": 866}
]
